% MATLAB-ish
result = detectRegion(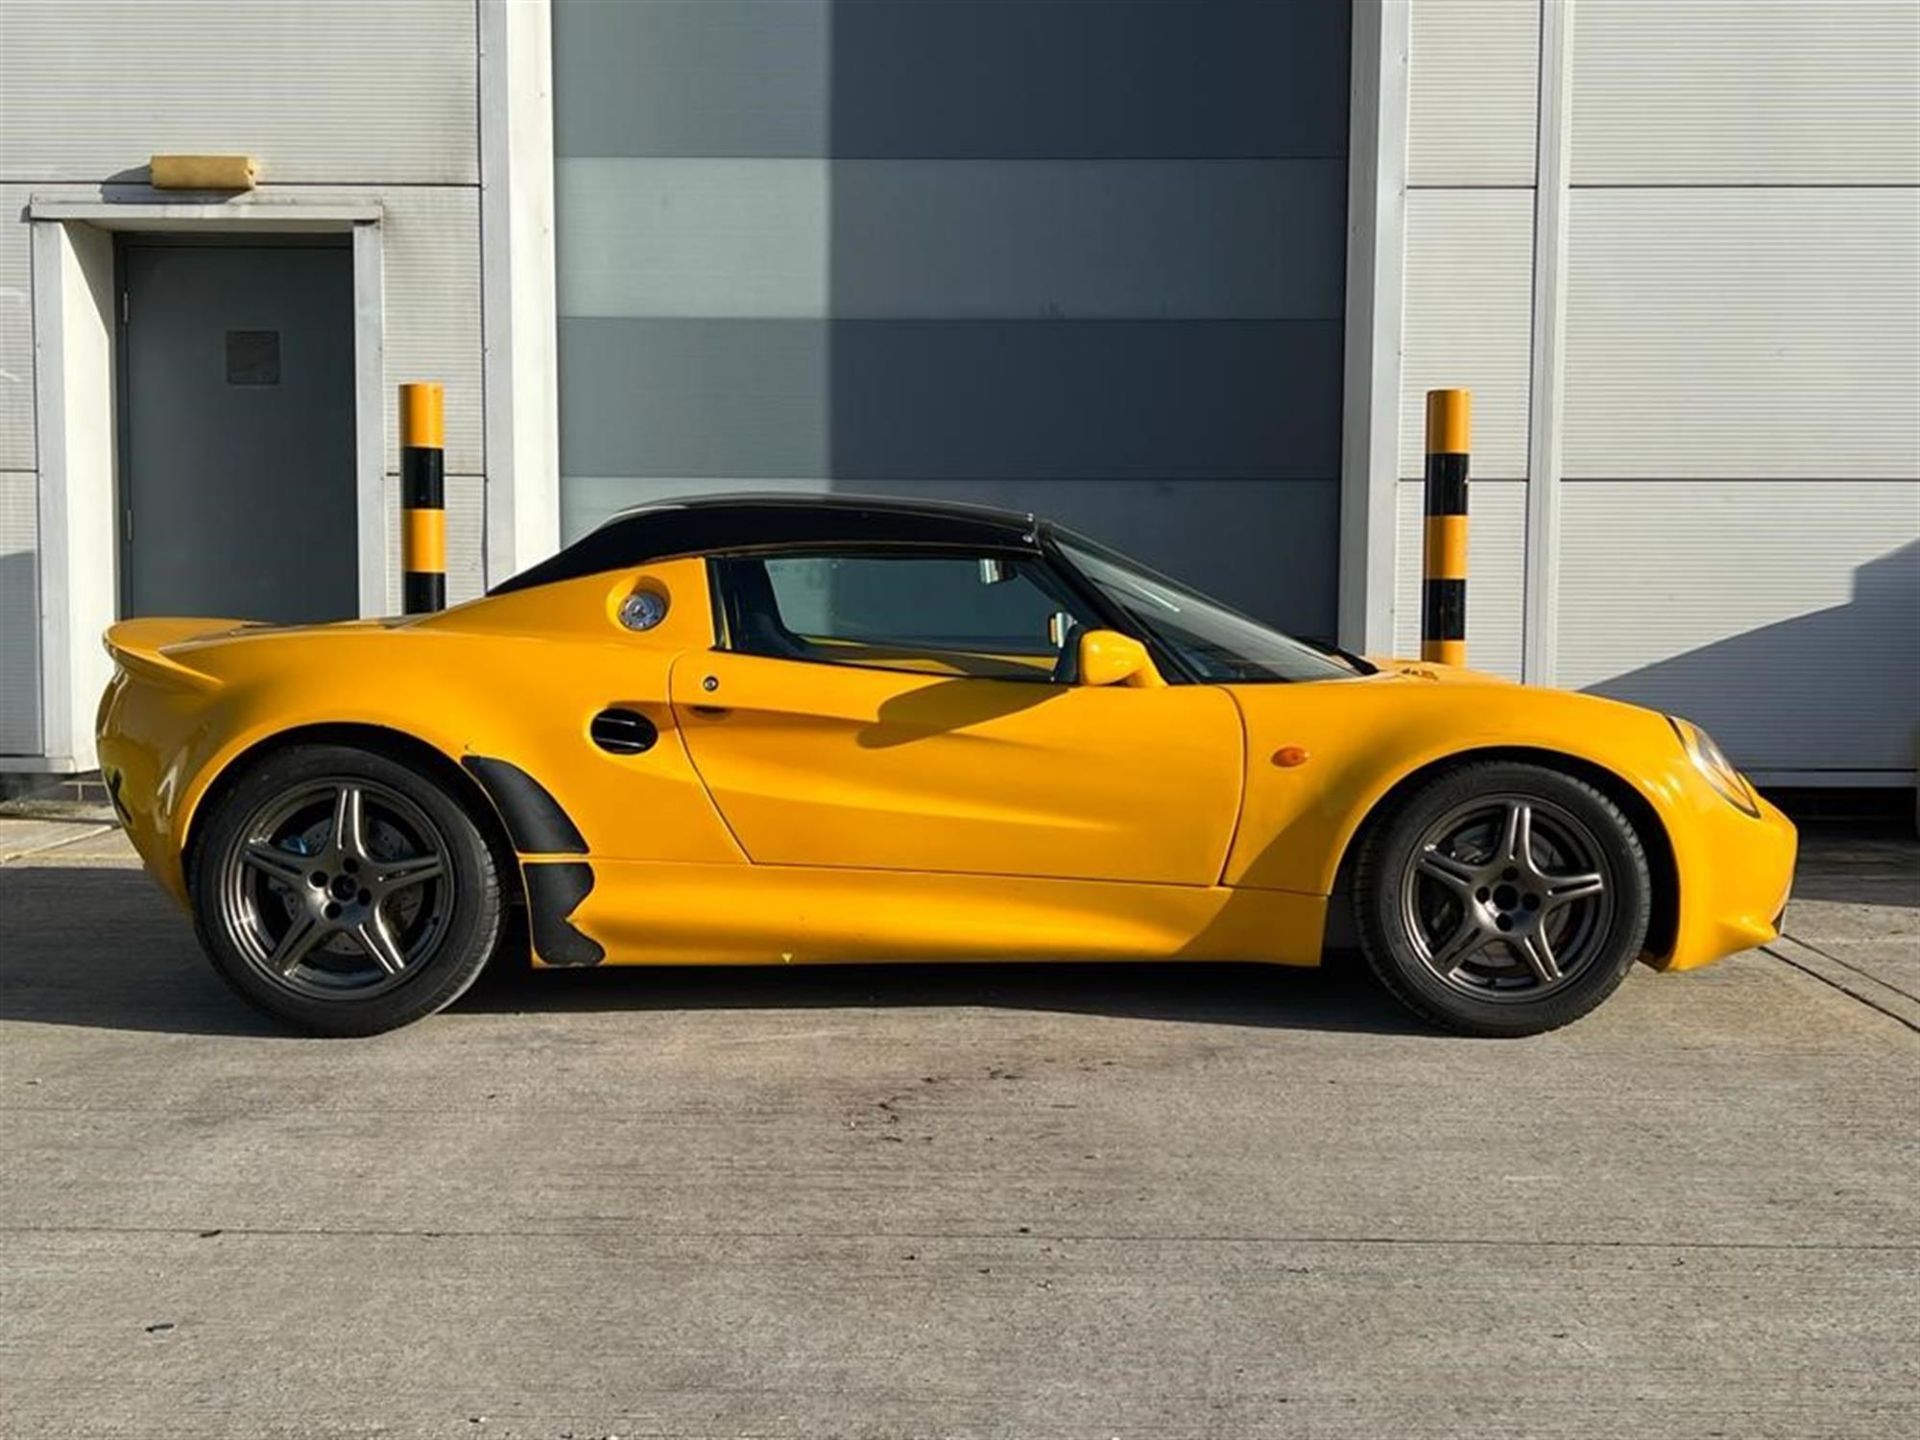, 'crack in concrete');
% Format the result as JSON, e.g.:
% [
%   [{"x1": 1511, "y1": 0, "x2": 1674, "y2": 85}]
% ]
[
  {"x1": 1784, "y1": 930, "x2": 1918, "y2": 994},
  {"x1": 4, "y1": 1222, "x2": 1916, "y2": 1251},
  {"x1": 0, "y1": 823, "x2": 117, "y2": 865},
  {"x1": 1764, "y1": 938, "x2": 1920, "y2": 1034}
]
